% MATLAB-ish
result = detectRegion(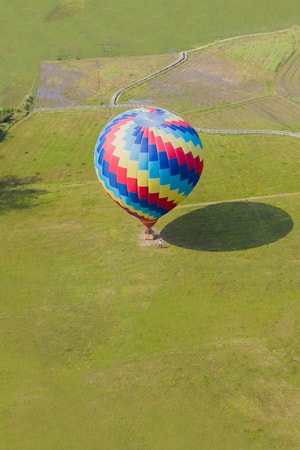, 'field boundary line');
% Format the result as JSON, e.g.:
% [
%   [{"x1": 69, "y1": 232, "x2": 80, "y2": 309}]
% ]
[
  {"x1": 30, "y1": 108, "x2": 300, "y2": 138},
  {"x1": 185, "y1": 28, "x2": 291, "y2": 54},
  {"x1": 177, "y1": 191, "x2": 300, "y2": 209},
  {"x1": 196, "y1": 128, "x2": 300, "y2": 138}
]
